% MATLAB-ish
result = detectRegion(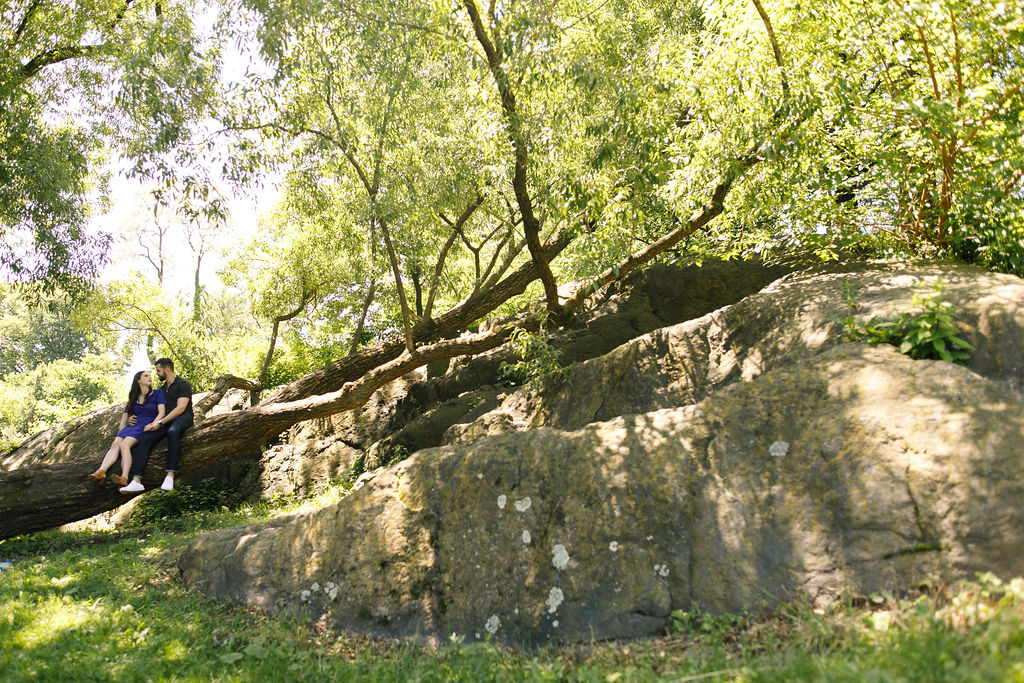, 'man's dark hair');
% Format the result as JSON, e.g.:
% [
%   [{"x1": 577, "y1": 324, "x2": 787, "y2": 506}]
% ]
[{"x1": 155, "y1": 357, "x2": 175, "y2": 371}]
